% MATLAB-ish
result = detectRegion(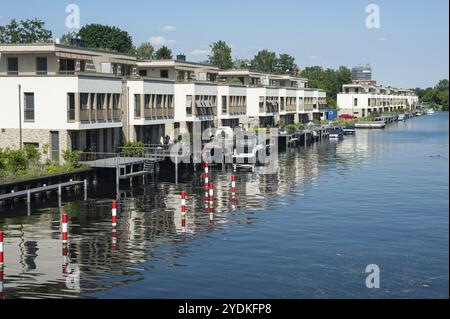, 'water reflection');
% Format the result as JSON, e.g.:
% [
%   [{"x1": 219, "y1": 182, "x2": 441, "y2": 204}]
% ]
[{"x1": 0, "y1": 115, "x2": 448, "y2": 298}]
